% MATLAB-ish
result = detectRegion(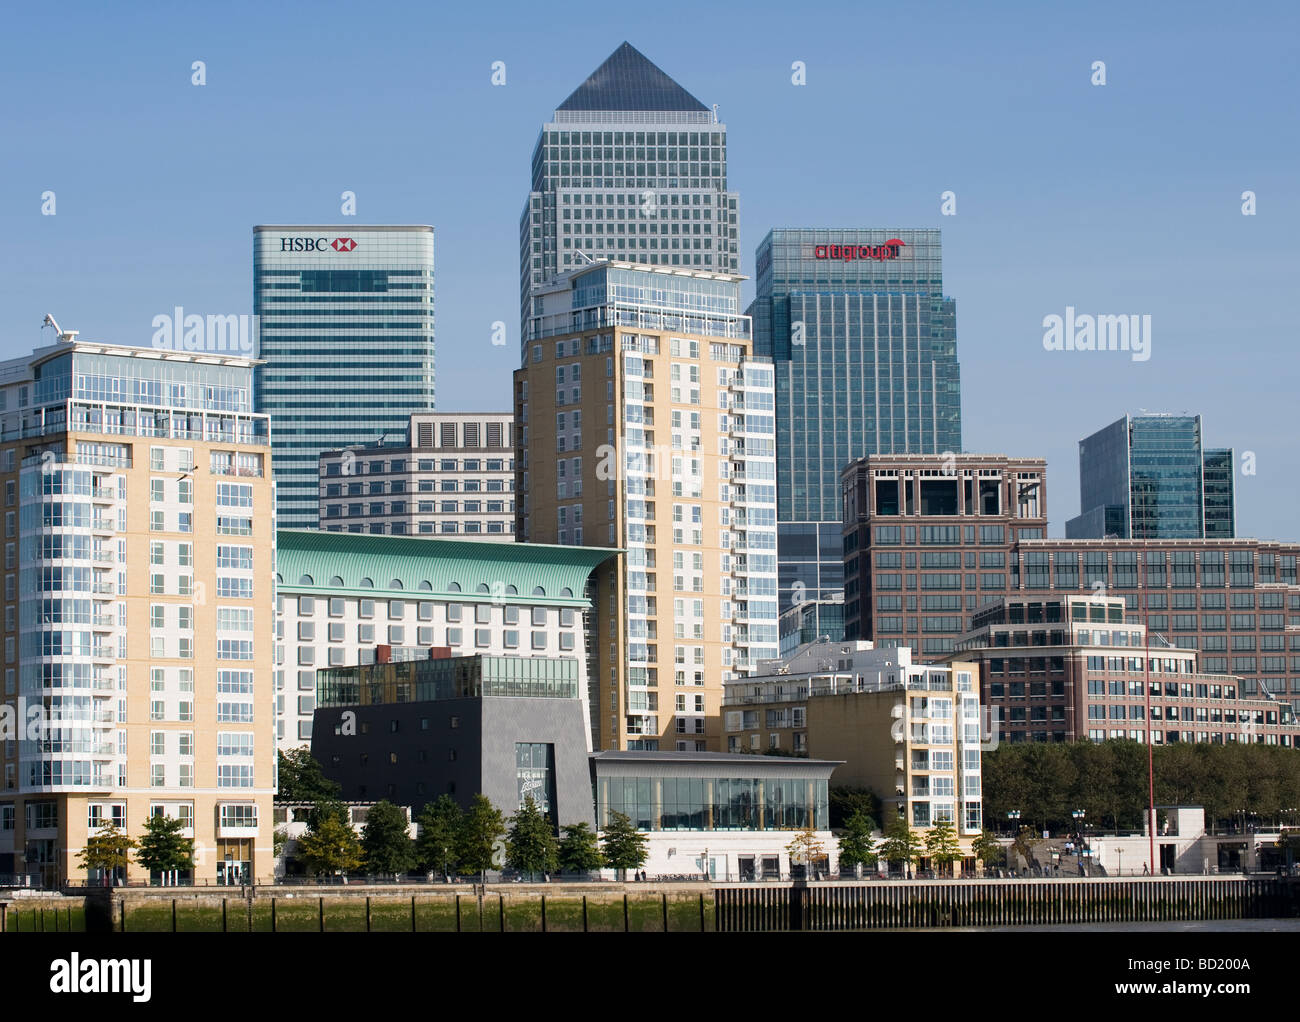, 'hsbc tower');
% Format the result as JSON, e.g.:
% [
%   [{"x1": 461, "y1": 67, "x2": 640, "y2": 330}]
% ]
[{"x1": 253, "y1": 225, "x2": 436, "y2": 528}]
